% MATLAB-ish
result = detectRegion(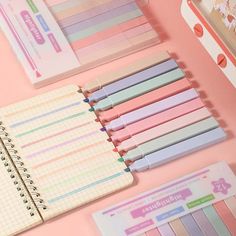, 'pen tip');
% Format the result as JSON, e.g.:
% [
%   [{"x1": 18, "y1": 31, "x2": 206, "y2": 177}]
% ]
[
  {"x1": 100, "y1": 127, "x2": 106, "y2": 132},
  {"x1": 113, "y1": 147, "x2": 118, "y2": 152},
  {"x1": 89, "y1": 107, "x2": 95, "y2": 112},
  {"x1": 118, "y1": 157, "x2": 124, "y2": 162},
  {"x1": 84, "y1": 98, "x2": 89, "y2": 103},
  {"x1": 124, "y1": 167, "x2": 131, "y2": 172}
]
